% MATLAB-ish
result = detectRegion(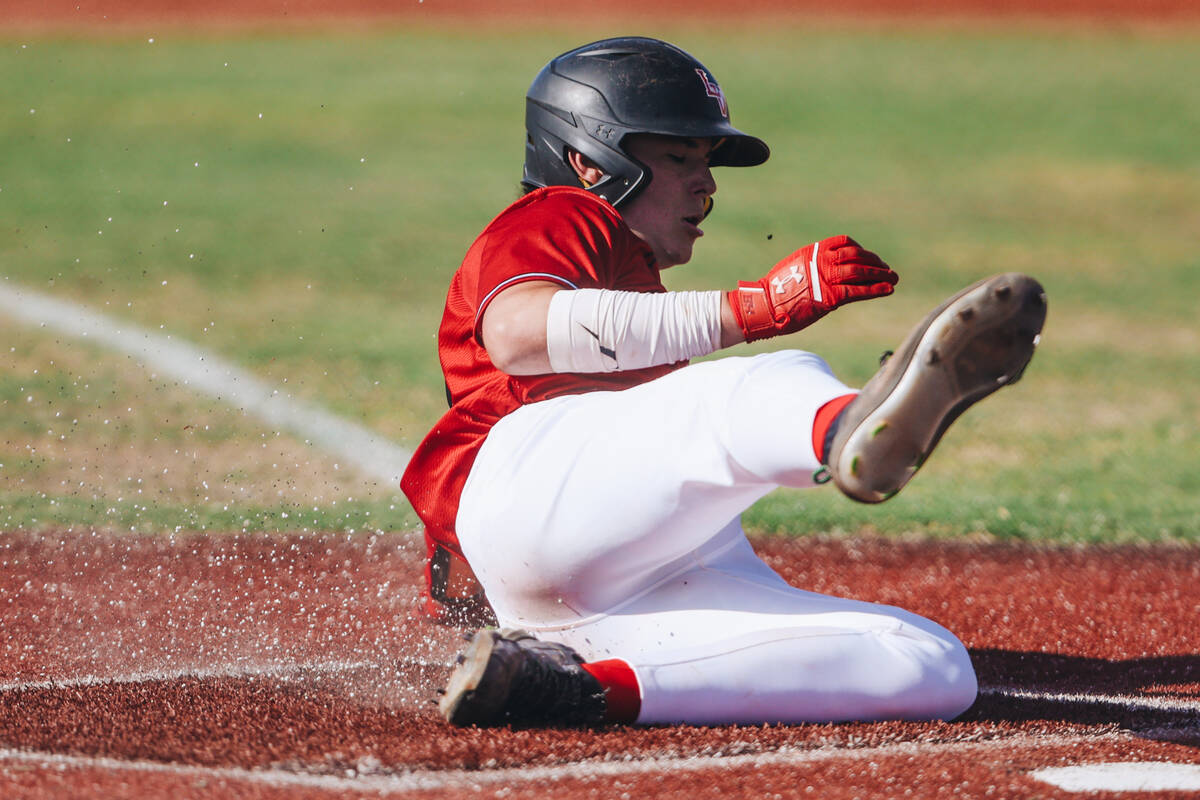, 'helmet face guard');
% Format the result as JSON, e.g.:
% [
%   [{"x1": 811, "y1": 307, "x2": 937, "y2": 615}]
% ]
[{"x1": 523, "y1": 37, "x2": 769, "y2": 209}]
